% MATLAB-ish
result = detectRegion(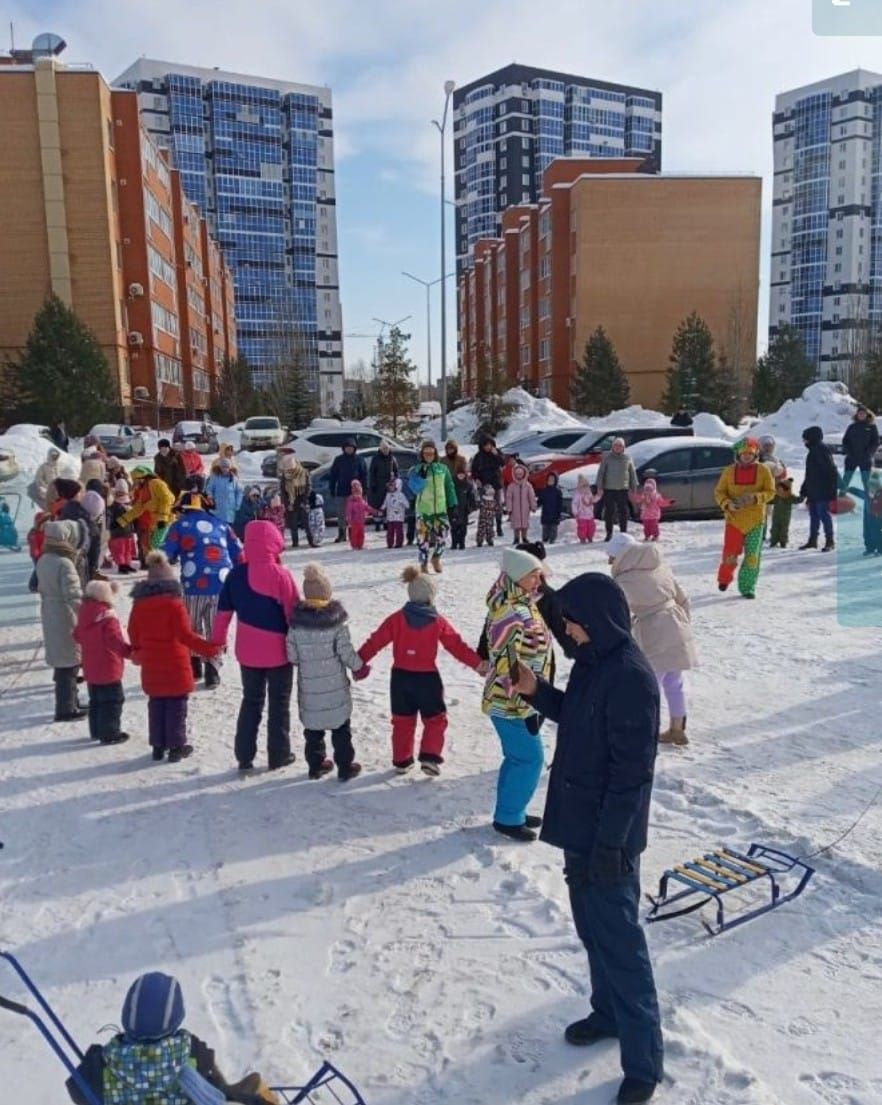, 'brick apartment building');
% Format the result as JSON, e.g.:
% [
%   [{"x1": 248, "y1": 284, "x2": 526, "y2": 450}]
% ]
[
  {"x1": 0, "y1": 53, "x2": 235, "y2": 424},
  {"x1": 458, "y1": 158, "x2": 762, "y2": 410}
]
